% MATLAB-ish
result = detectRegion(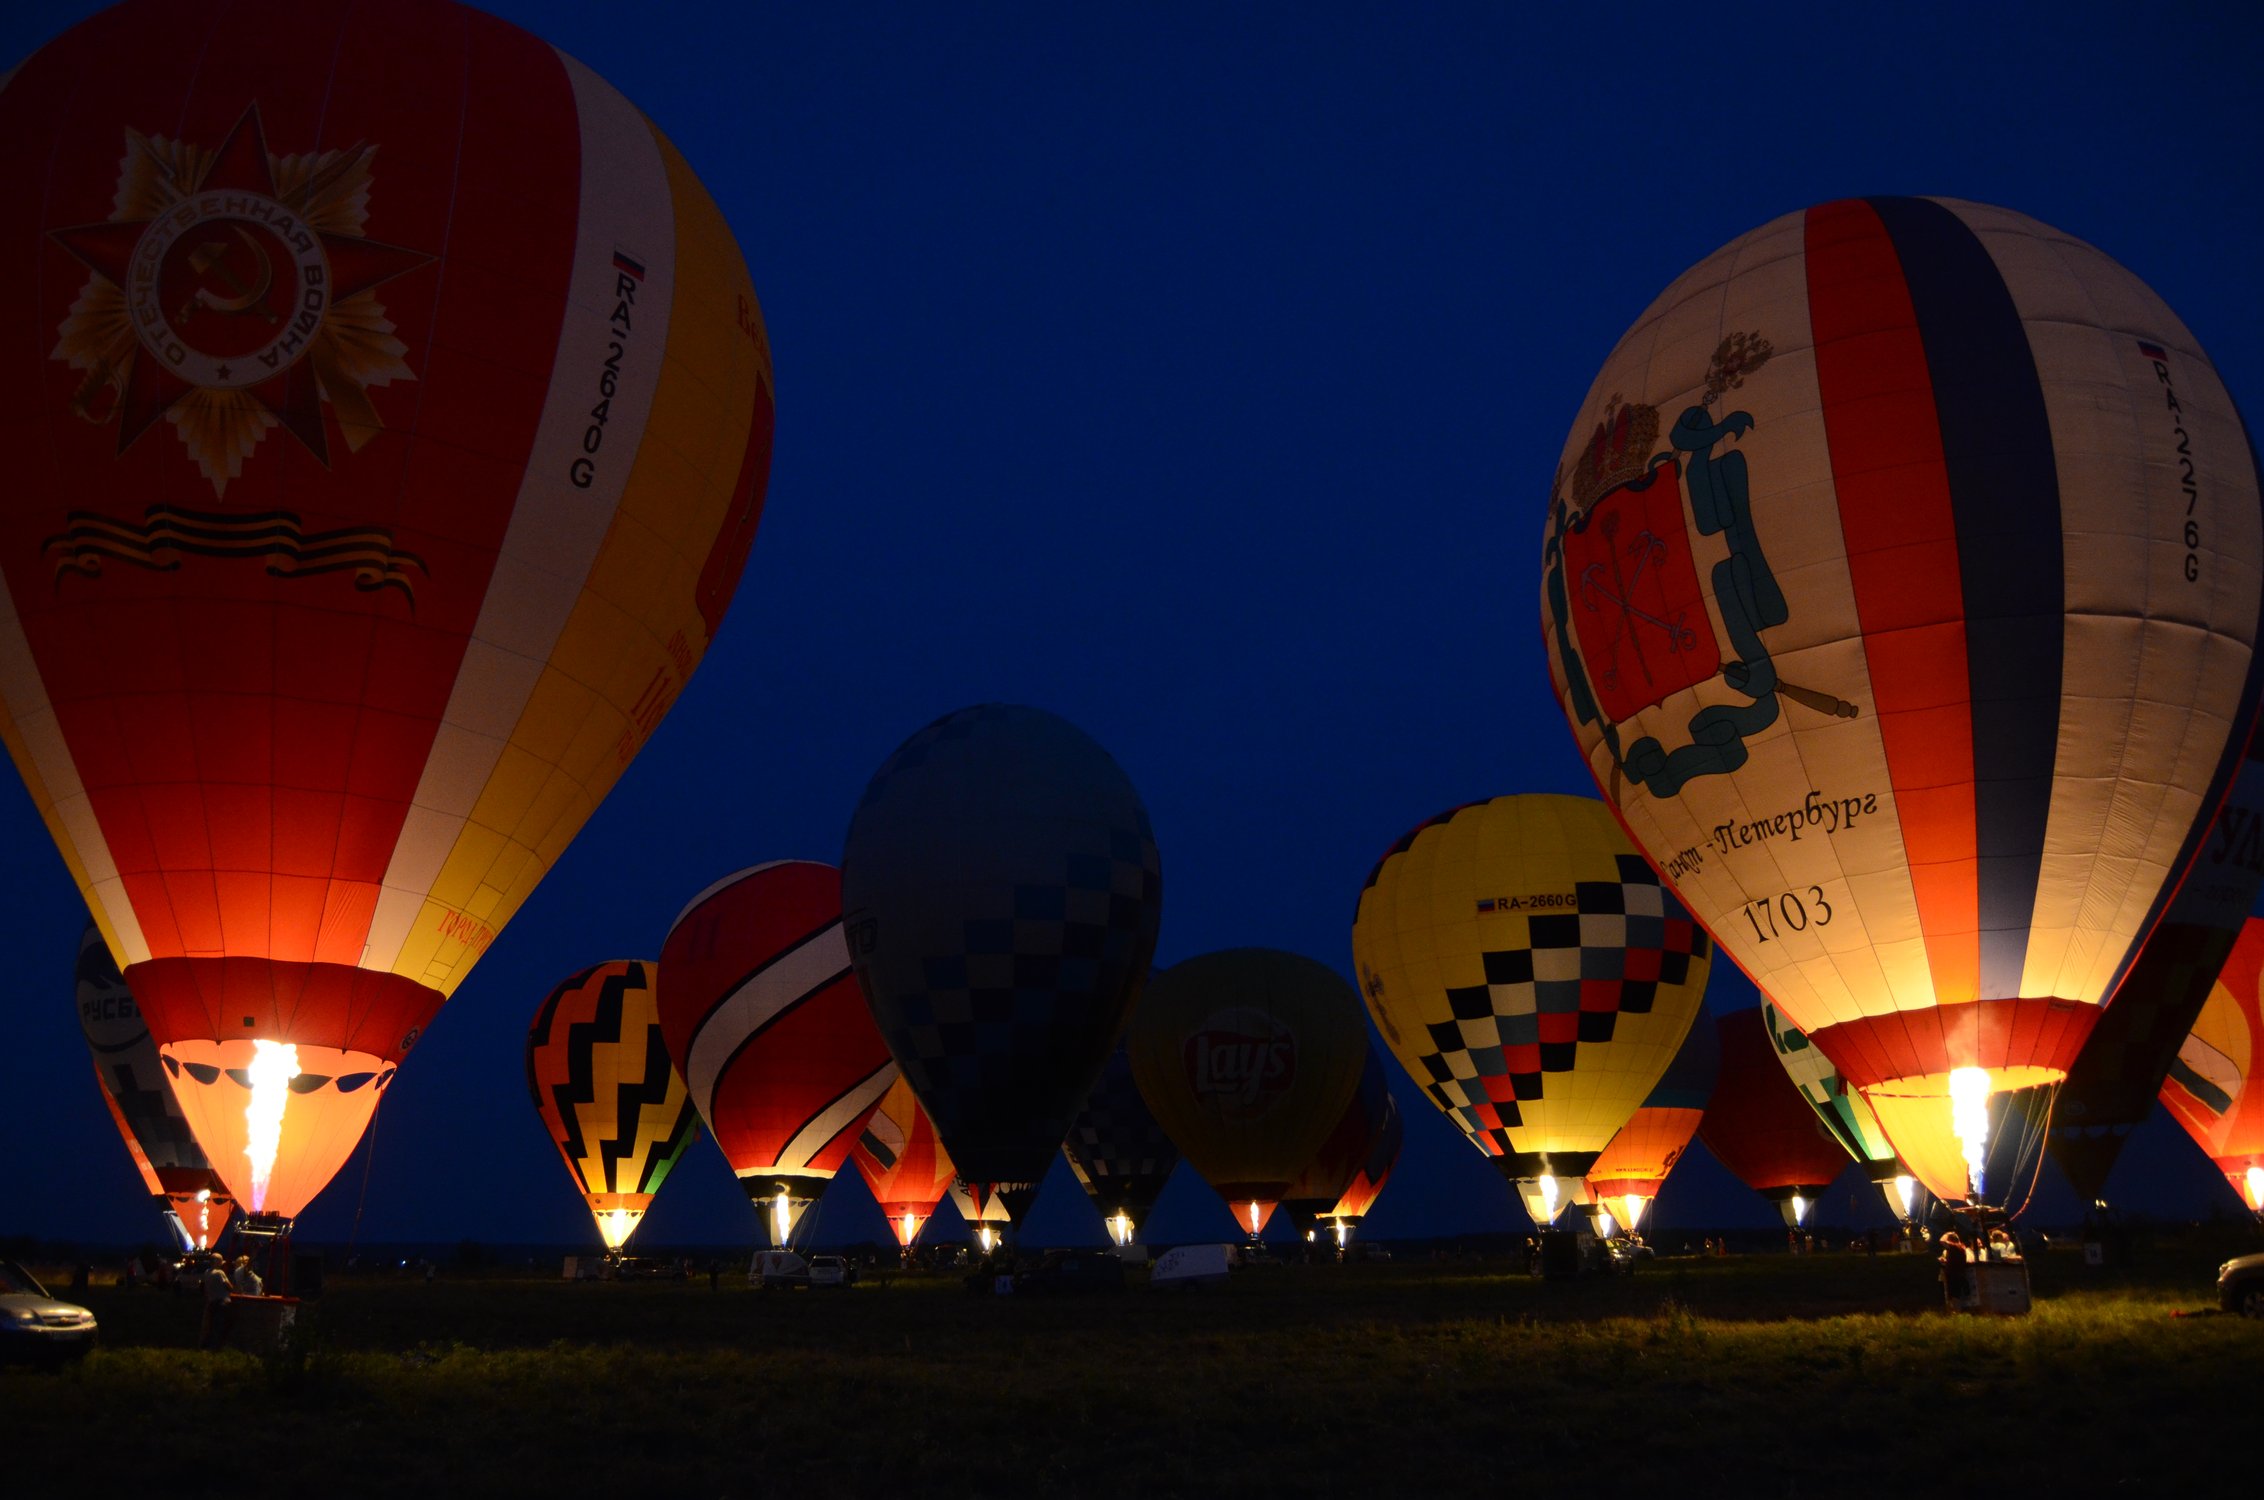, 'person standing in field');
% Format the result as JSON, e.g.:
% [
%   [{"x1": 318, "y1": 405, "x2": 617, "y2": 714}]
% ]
[
  {"x1": 231, "y1": 1254, "x2": 263, "y2": 1296},
  {"x1": 198, "y1": 1255, "x2": 234, "y2": 1349}
]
